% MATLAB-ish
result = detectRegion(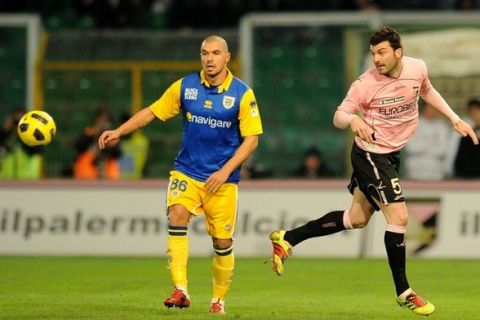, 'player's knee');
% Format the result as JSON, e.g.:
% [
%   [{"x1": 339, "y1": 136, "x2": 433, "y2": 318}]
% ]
[
  {"x1": 351, "y1": 219, "x2": 368, "y2": 229},
  {"x1": 167, "y1": 208, "x2": 190, "y2": 226},
  {"x1": 348, "y1": 210, "x2": 371, "y2": 228},
  {"x1": 393, "y1": 214, "x2": 408, "y2": 227},
  {"x1": 399, "y1": 211, "x2": 408, "y2": 225},
  {"x1": 212, "y1": 237, "x2": 233, "y2": 249}
]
